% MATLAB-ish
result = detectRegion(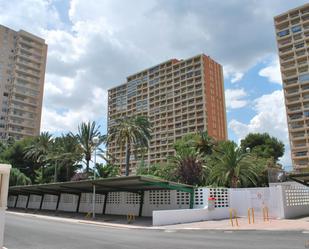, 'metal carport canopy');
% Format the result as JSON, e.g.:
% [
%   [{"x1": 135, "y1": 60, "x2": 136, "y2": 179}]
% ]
[
  {"x1": 288, "y1": 173, "x2": 309, "y2": 187},
  {"x1": 9, "y1": 175, "x2": 195, "y2": 209}
]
